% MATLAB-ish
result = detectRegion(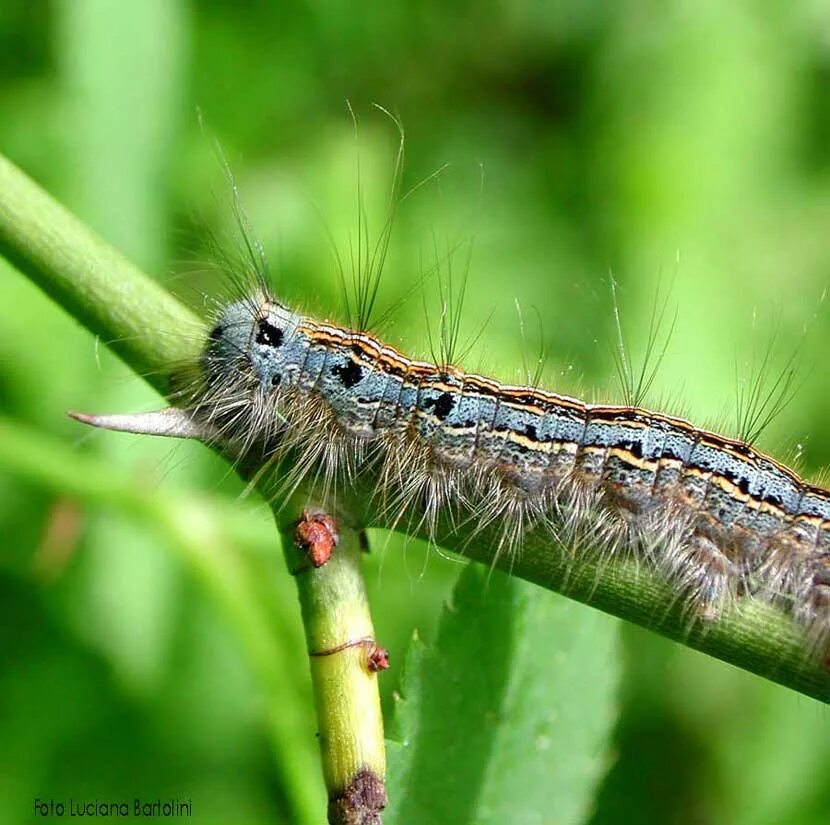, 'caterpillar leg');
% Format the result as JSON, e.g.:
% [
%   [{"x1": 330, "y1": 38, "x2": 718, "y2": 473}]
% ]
[
  {"x1": 798, "y1": 562, "x2": 830, "y2": 663},
  {"x1": 666, "y1": 531, "x2": 739, "y2": 622}
]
